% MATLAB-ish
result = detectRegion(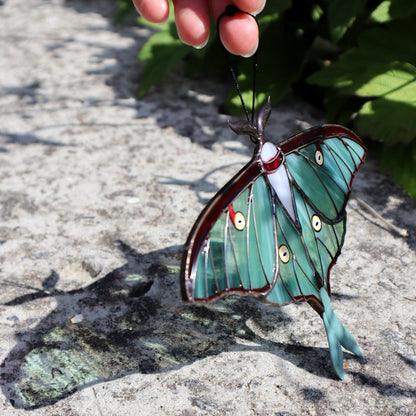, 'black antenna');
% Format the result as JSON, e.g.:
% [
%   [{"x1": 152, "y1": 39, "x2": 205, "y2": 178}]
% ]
[{"x1": 216, "y1": 5, "x2": 259, "y2": 125}]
